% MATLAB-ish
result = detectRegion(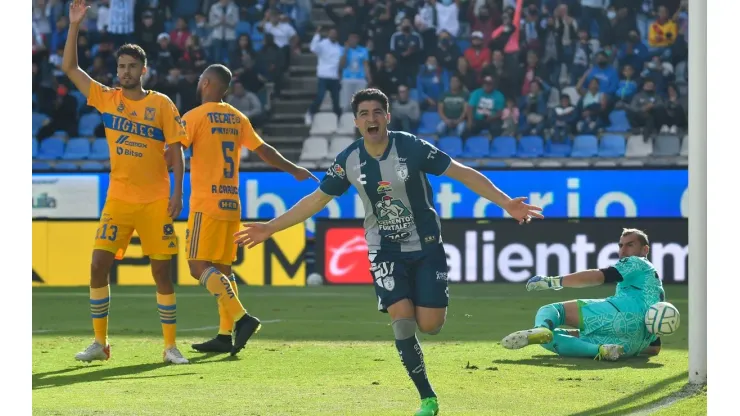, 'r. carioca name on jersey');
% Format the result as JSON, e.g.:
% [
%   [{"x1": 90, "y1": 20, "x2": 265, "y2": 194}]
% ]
[{"x1": 211, "y1": 185, "x2": 239, "y2": 195}]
